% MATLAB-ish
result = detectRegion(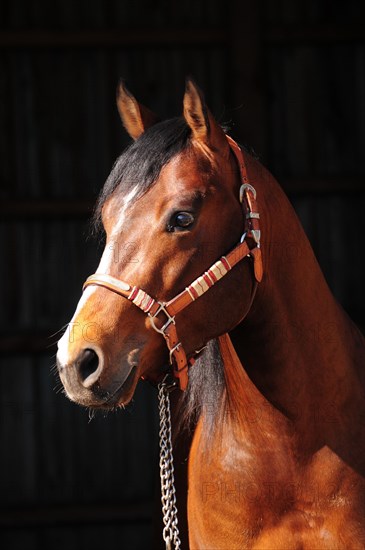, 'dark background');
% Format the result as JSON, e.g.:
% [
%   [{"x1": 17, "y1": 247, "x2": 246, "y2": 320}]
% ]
[{"x1": 1, "y1": 1, "x2": 365, "y2": 548}]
